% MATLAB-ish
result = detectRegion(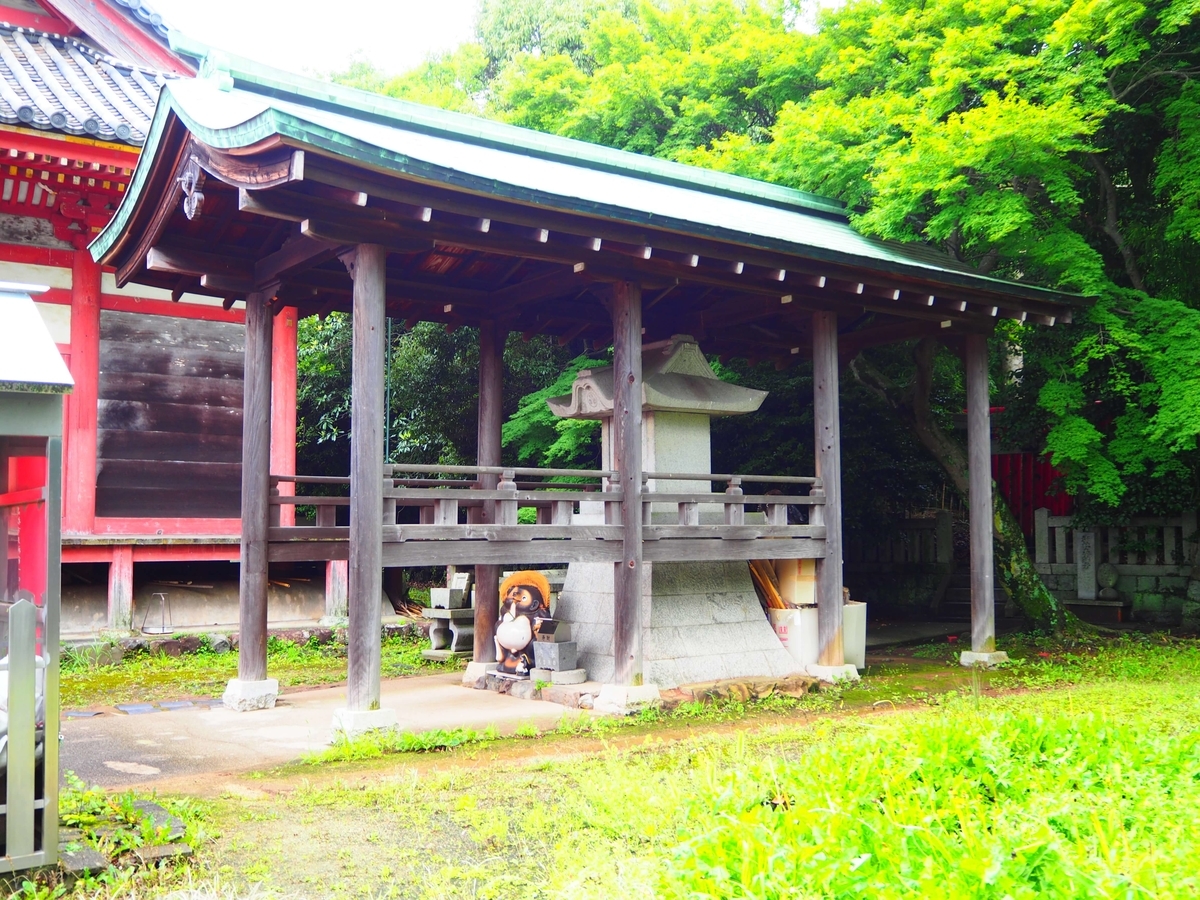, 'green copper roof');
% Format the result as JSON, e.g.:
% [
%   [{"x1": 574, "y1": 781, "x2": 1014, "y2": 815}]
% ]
[{"x1": 91, "y1": 49, "x2": 1083, "y2": 307}]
